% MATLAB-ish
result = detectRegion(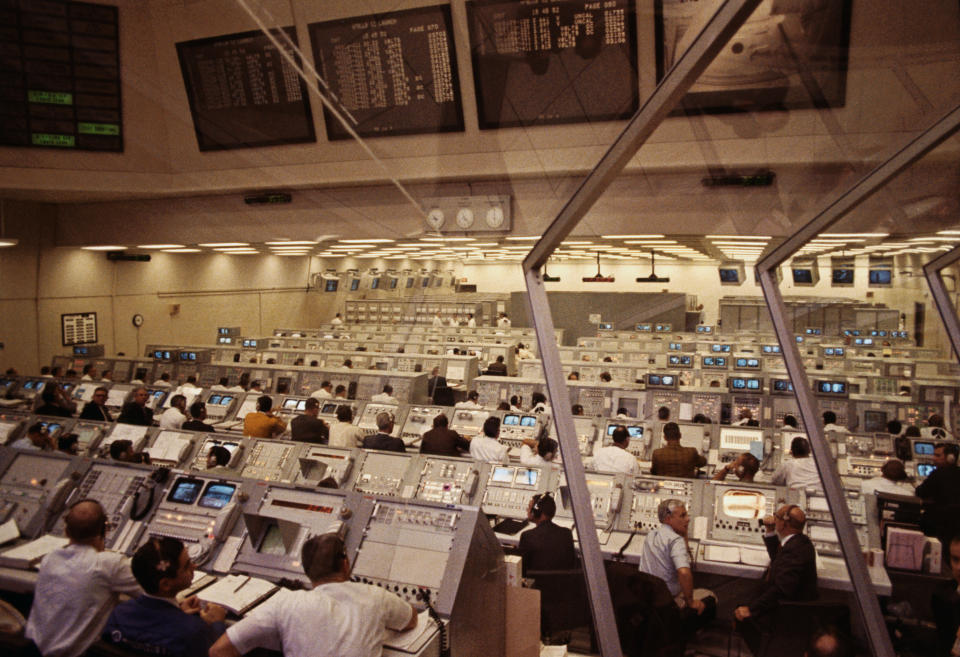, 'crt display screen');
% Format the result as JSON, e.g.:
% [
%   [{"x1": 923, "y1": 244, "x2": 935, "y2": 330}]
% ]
[
  {"x1": 257, "y1": 524, "x2": 287, "y2": 556},
  {"x1": 515, "y1": 468, "x2": 539, "y2": 486},
  {"x1": 520, "y1": 416, "x2": 537, "y2": 427},
  {"x1": 719, "y1": 489, "x2": 766, "y2": 520},
  {"x1": 719, "y1": 269, "x2": 739, "y2": 282},
  {"x1": 198, "y1": 482, "x2": 236, "y2": 509},
  {"x1": 869, "y1": 269, "x2": 892, "y2": 284},
  {"x1": 167, "y1": 478, "x2": 203, "y2": 505},
  {"x1": 832, "y1": 268, "x2": 854, "y2": 284},
  {"x1": 792, "y1": 269, "x2": 814, "y2": 284},
  {"x1": 864, "y1": 410, "x2": 887, "y2": 432},
  {"x1": 492, "y1": 466, "x2": 515, "y2": 483},
  {"x1": 914, "y1": 441, "x2": 934, "y2": 456},
  {"x1": 917, "y1": 463, "x2": 935, "y2": 477},
  {"x1": 503, "y1": 414, "x2": 520, "y2": 426}
]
